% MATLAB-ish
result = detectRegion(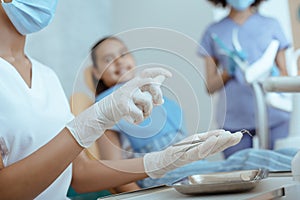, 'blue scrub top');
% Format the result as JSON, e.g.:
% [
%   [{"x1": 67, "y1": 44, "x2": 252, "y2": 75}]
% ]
[
  {"x1": 198, "y1": 13, "x2": 290, "y2": 130},
  {"x1": 95, "y1": 83, "x2": 187, "y2": 153}
]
